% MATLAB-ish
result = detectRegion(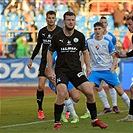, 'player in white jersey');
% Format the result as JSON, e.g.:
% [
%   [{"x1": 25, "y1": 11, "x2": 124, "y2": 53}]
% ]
[
  {"x1": 80, "y1": 17, "x2": 119, "y2": 119},
  {"x1": 86, "y1": 22, "x2": 130, "y2": 118}
]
